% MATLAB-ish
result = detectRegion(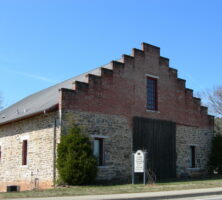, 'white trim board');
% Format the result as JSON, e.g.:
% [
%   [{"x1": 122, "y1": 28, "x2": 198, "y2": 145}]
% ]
[
  {"x1": 20, "y1": 135, "x2": 29, "y2": 141},
  {"x1": 91, "y1": 135, "x2": 109, "y2": 139},
  {"x1": 145, "y1": 74, "x2": 159, "y2": 79}
]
